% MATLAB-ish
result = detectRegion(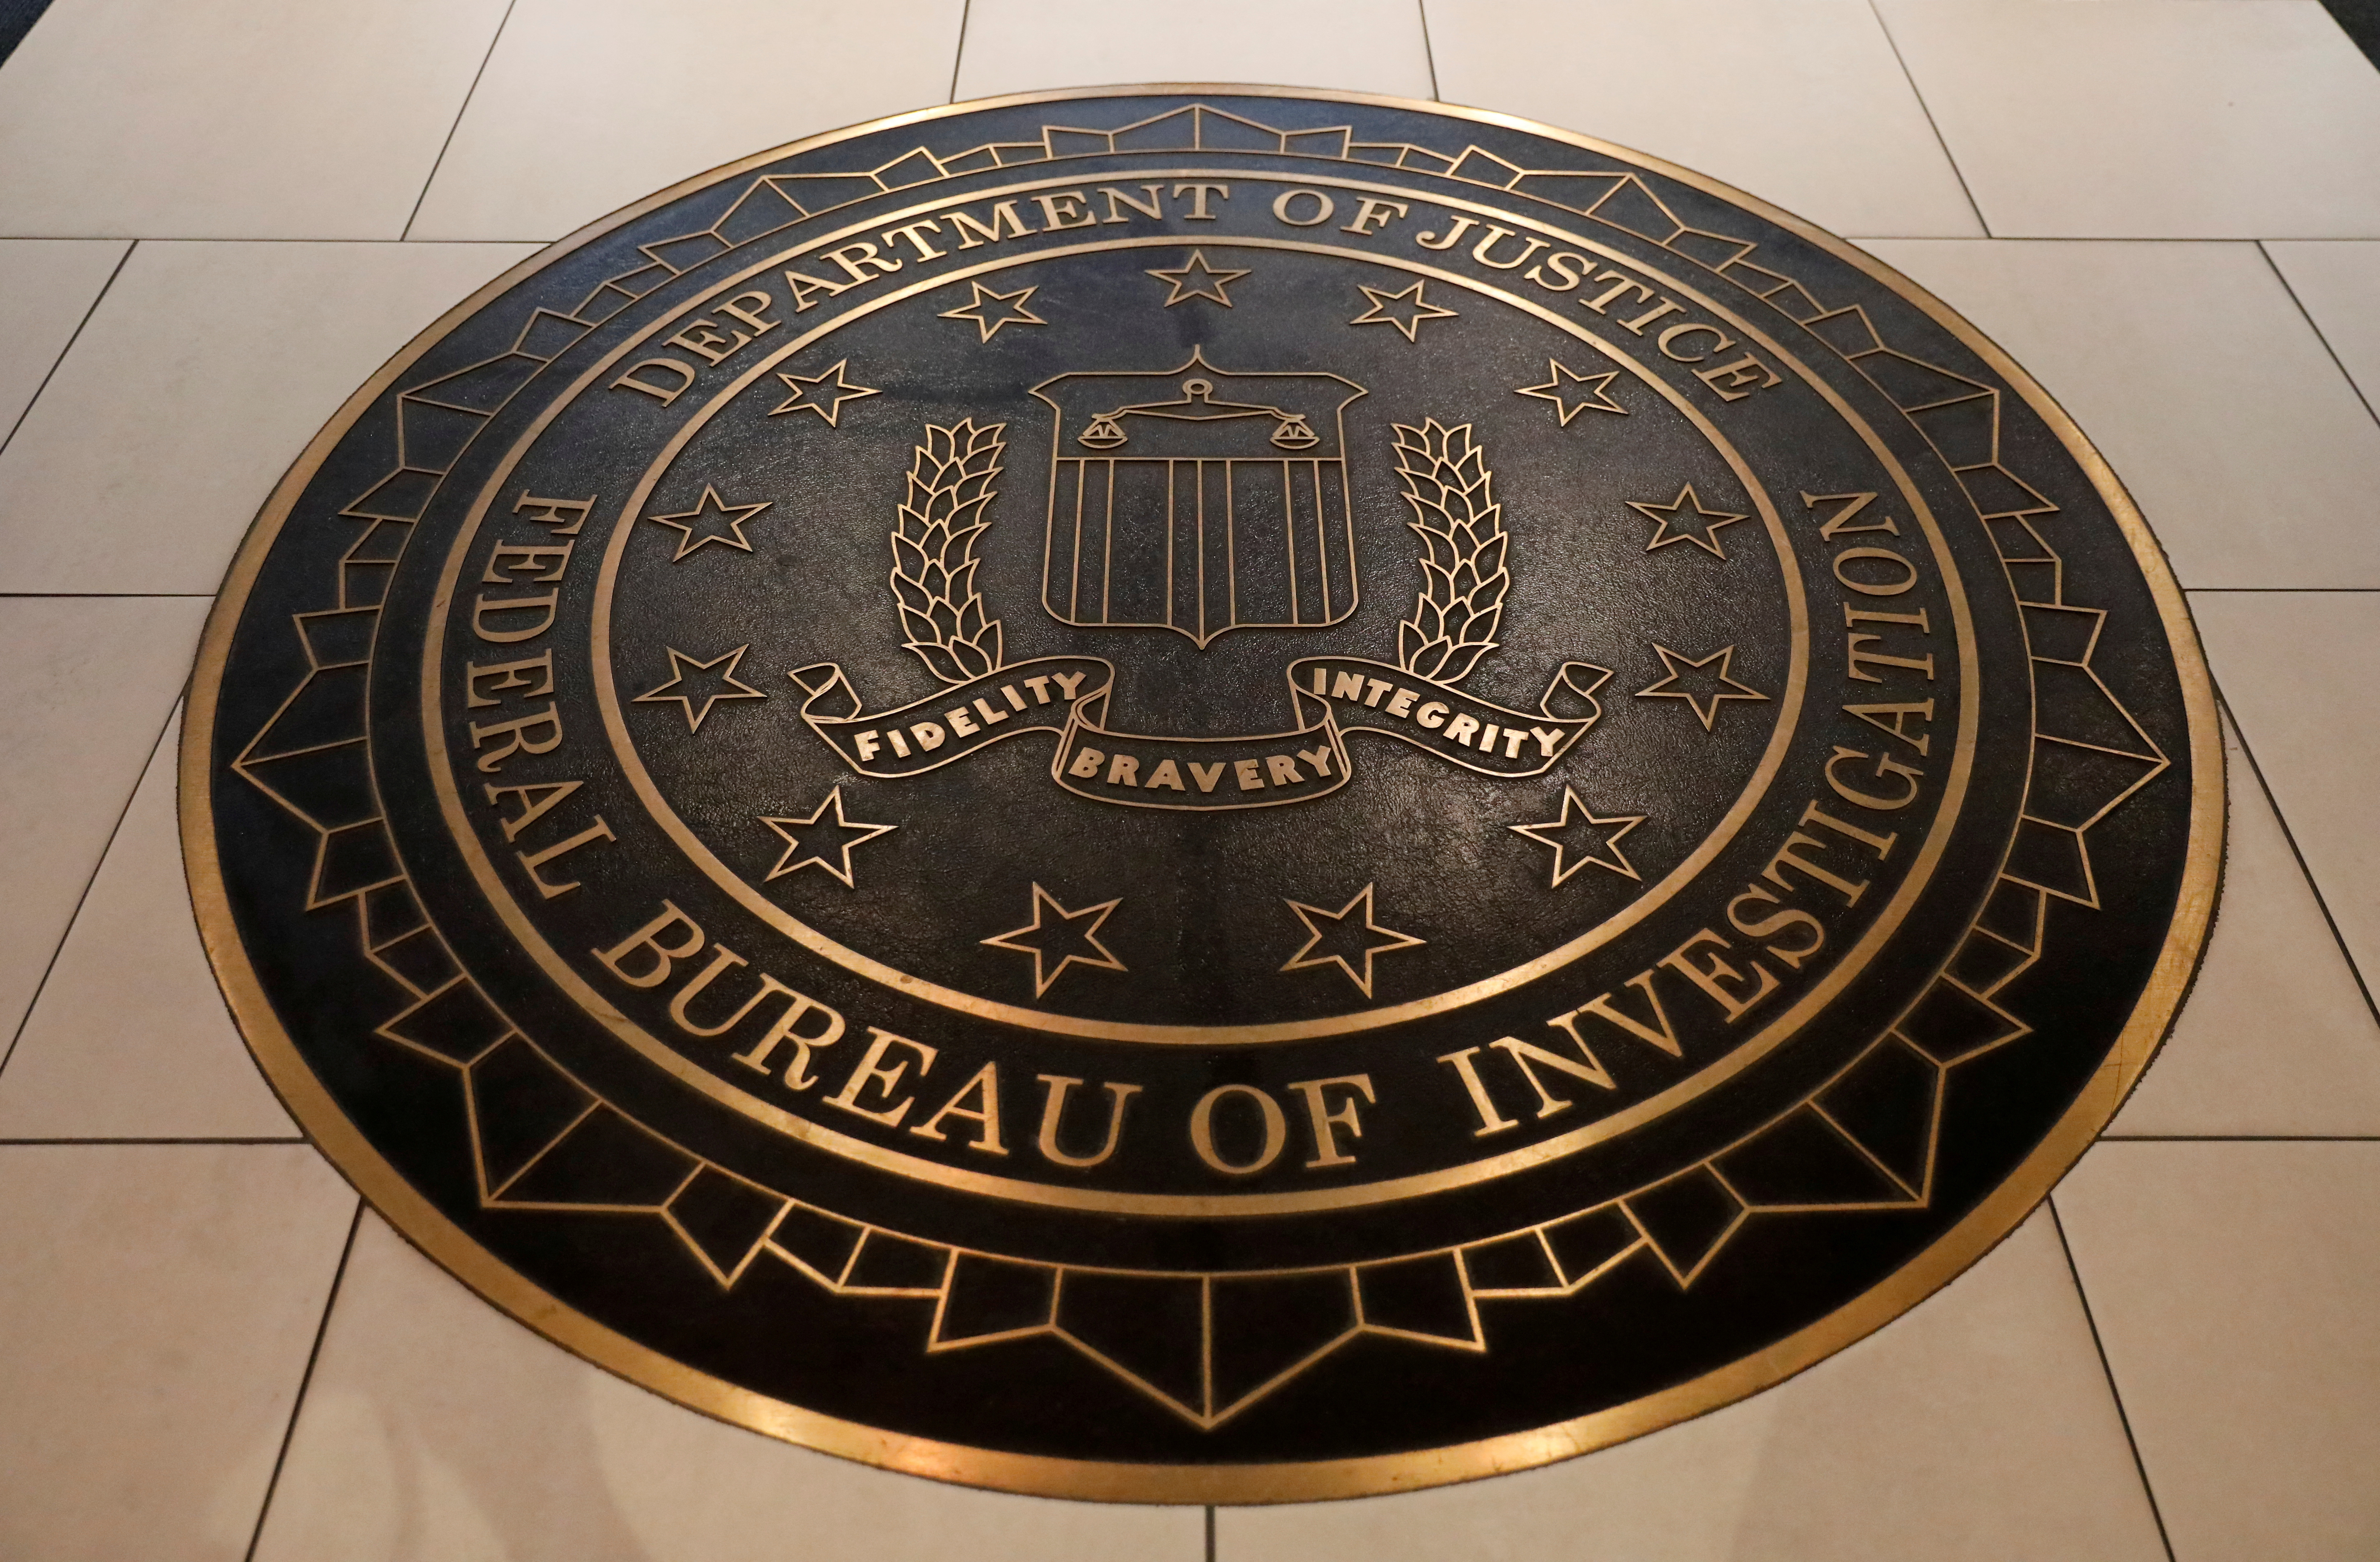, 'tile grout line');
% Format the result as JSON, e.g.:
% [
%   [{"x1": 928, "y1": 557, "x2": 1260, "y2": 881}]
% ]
[
  {"x1": 2209, "y1": 682, "x2": 2380, "y2": 1028},
  {"x1": 399, "y1": 0, "x2": 521, "y2": 243},
  {"x1": 0, "y1": 700, "x2": 180, "y2": 1083},
  {"x1": 1862, "y1": 0, "x2": 1991, "y2": 238},
  {"x1": 947, "y1": 0, "x2": 971, "y2": 103},
  {"x1": 0, "y1": 238, "x2": 132, "y2": 463},
  {"x1": 2102, "y1": 1133, "x2": 2380, "y2": 1143},
  {"x1": 2256, "y1": 239, "x2": 2380, "y2": 434},
  {"x1": 1416, "y1": 0, "x2": 1442, "y2": 101},
  {"x1": 243, "y1": 1200, "x2": 365, "y2": 1562},
  {"x1": 2189, "y1": 586, "x2": 2380, "y2": 594},
  {"x1": 1205, "y1": 1504, "x2": 1217, "y2": 1562},
  {"x1": 0, "y1": 1136, "x2": 309, "y2": 1146},
  {"x1": 0, "y1": 591, "x2": 218, "y2": 599},
  {"x1": 2047, "y1": 1196, "x2": 2179, "y2": 1562}
]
